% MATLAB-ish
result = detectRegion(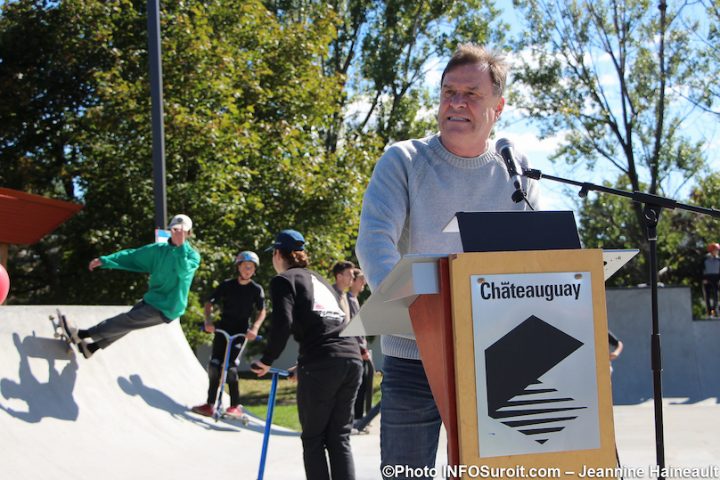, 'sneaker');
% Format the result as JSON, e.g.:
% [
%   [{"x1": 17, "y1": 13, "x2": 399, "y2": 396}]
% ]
[
  {"x1": 224, "y1": 405, "x2": 245, "y2": 419},
  {"x1": 191, "y1": 403, "x2": 215, "y2": 417},
  {"x1": 76, "y1": 339, "x2": 94, "y2": 359},
  {"x1": 225, "y1": 405, "x2": 250, "y2": 425}
]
